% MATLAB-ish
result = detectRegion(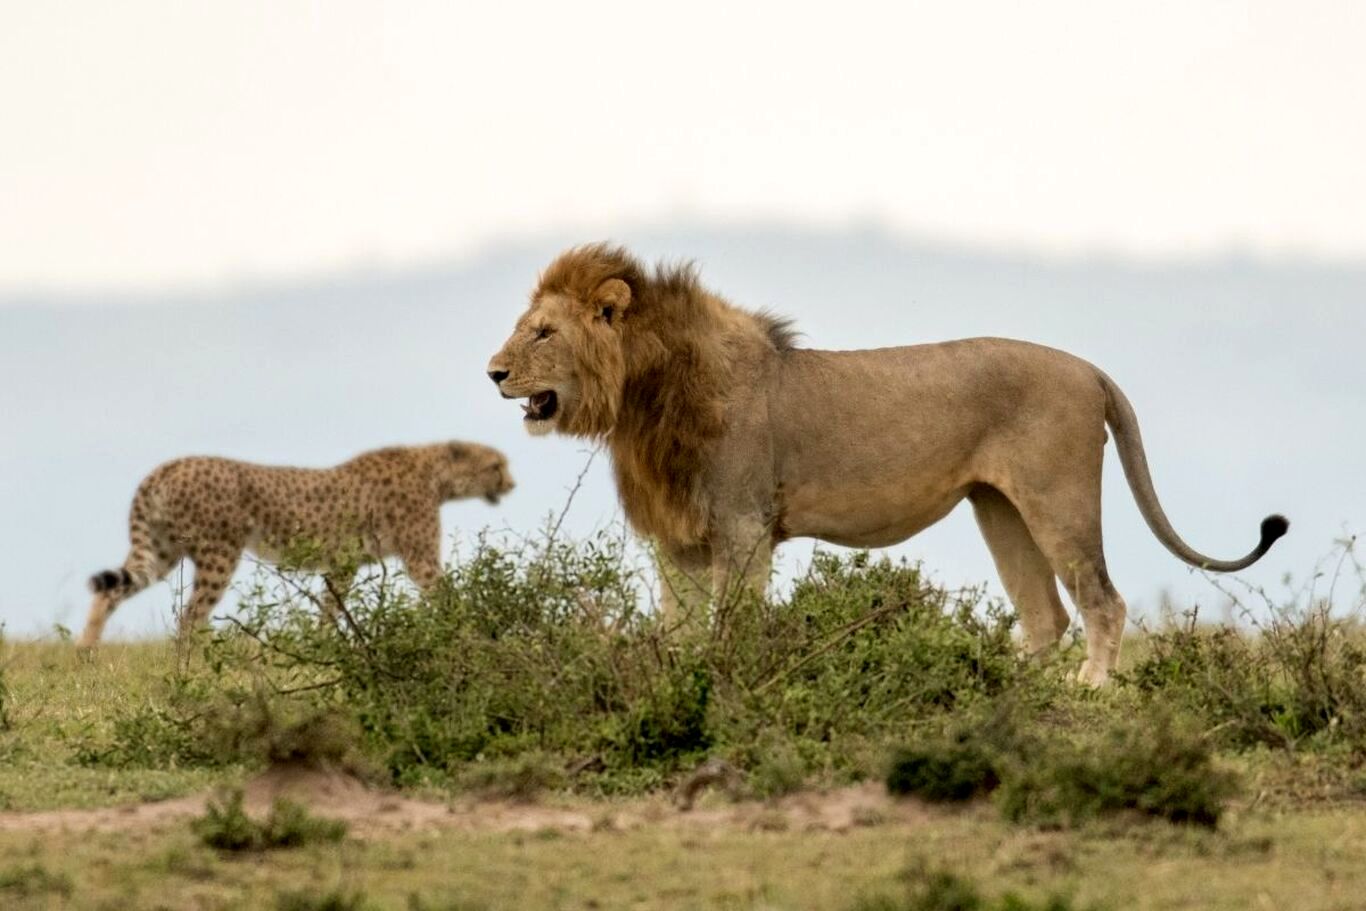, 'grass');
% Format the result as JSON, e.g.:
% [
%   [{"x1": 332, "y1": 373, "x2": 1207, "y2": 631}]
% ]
[
  {"x1": 3, "y1": 635, "x2": 1366, "y2": 910},
  {"x1": 0, "y1": 640, "x2": 239, "y2": 810},
  {"x1": 1, "y1": 533, "x2": 1364, "y2": 909},
  {"x1": 274, "y1": 888, "x2": 376, "y2": 911},
  {"x1": 0, "y1": 862, "x2": 75, "y2": 900},
  {"x1": 852, "y1": 864, "x2": 1092, "y2": 911},
  {"x1": 1, "y1": 802, "x2": 1365, "y2": 909}
]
